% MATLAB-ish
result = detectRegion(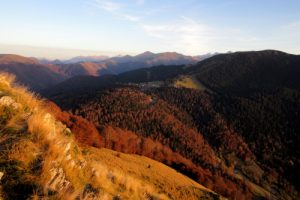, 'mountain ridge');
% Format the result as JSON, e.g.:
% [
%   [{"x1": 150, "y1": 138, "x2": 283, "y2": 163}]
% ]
[
  {"x1": 0, "y1": 54, "x2": 39, "y2": 65},
  {"x1": 0, "y1": 54, "x2": 66, "y2": 91}
]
